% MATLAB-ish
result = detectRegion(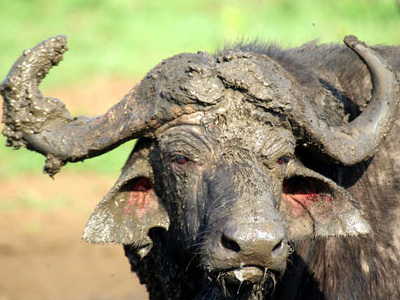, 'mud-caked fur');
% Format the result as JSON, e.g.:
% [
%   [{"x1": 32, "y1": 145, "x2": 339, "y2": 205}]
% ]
[
  {"x1": 122, "y1": 42, "x2": 400, "y2": 299},
  {"x1": 2, "y1": 37, "x2": 400, "y2": 300}
]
